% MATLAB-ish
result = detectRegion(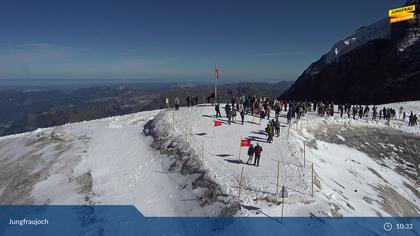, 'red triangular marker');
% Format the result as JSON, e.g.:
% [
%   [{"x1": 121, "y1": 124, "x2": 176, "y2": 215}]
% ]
[{"x1": 240, "y1": 139, "x2": 251, "y2": 147}]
